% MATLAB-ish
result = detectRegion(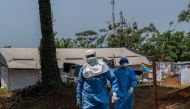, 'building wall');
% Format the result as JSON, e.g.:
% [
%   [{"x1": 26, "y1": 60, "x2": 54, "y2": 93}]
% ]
[
  {"x1": 9, "y1": 69, "x2": 40, "y2": 90},
  {"x1": 0, "y1": 66, "x2": 9, "y2": 89},
  {"x1": 181, "y1": 69, "x2": 190, "y2": 86}
]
